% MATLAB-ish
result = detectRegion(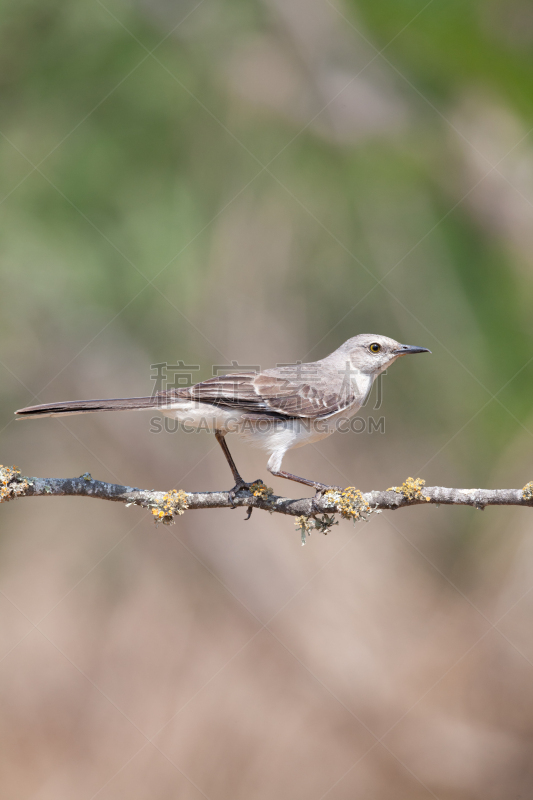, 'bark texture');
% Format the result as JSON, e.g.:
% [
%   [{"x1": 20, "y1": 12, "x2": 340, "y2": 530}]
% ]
[{"x1": 2, "y1": 467, "x2": 533, "y2": 522}]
